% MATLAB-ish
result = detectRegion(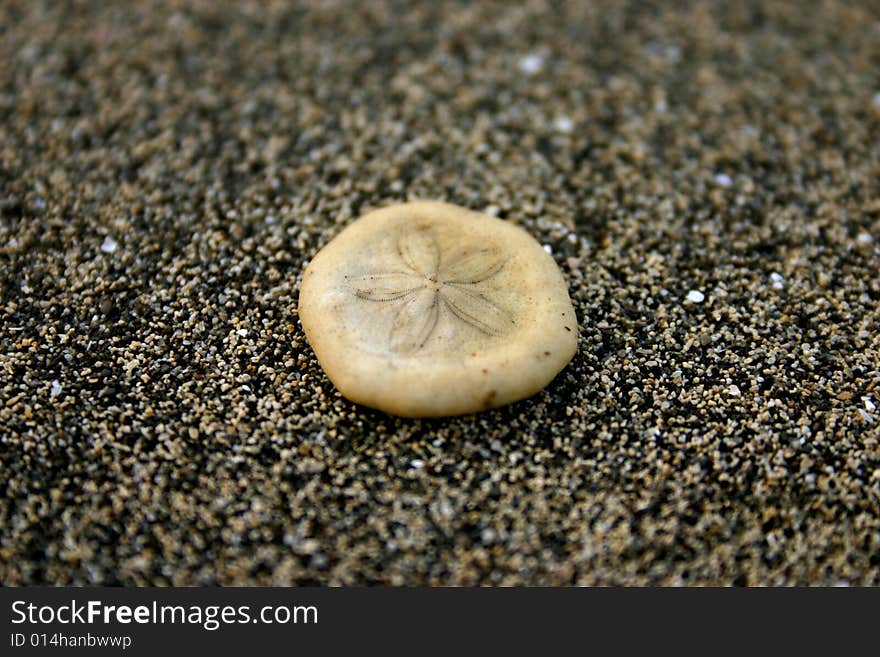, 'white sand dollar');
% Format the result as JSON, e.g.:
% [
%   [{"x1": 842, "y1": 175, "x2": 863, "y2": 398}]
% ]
[{"x1": 298, "y1": 201, "x2": 578, "y2": 417}]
